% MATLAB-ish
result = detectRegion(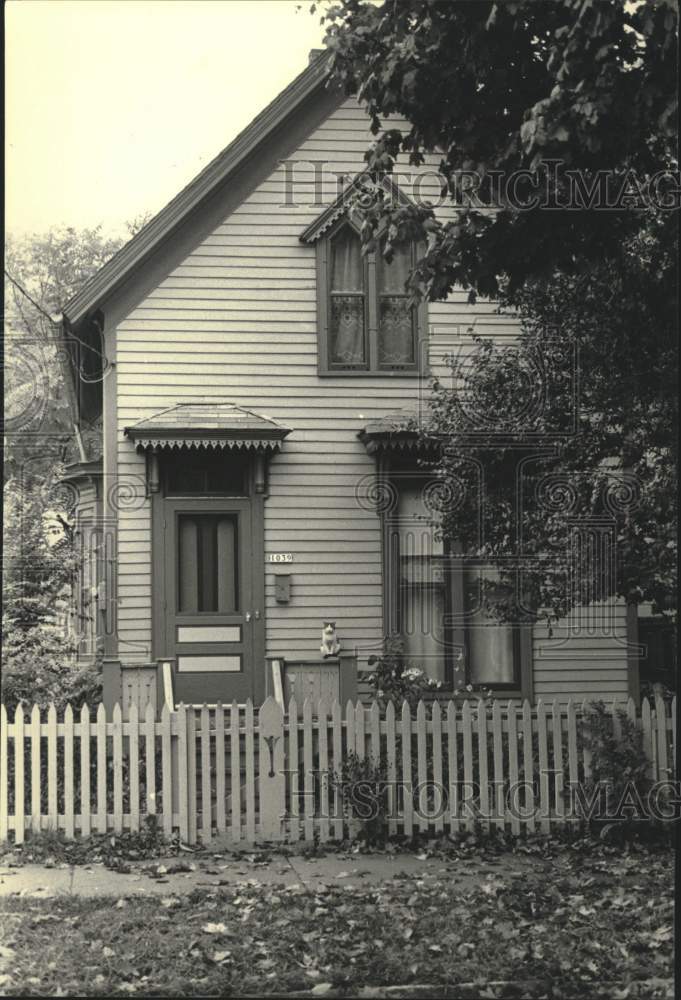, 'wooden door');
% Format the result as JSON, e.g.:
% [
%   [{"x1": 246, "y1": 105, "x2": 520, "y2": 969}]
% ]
[{"x1": 159, "y1": 498, "x2": 263, "y2": 704}]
